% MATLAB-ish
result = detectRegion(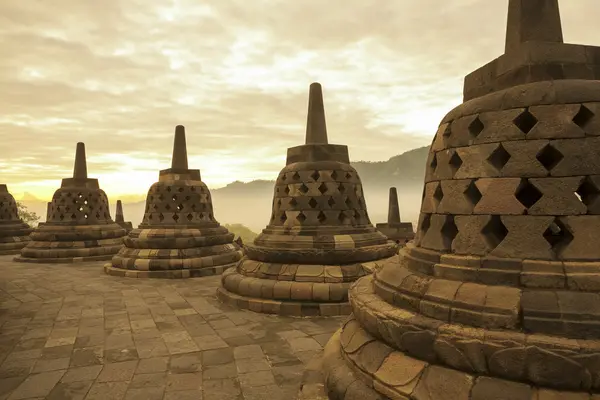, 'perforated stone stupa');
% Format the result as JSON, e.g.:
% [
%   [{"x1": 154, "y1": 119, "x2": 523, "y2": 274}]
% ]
[
  {"x1": 0, "y1": 185, "x2": 32, "y2": 255},
  {"x1": 217, "y1": 83, "x2": 398, "y2": 316},
  {"x1": 314, "y1": 1, "x2": 600, "y2": 399},
  {"x1": 14, "y1": 143, "x2": 126, "y2": 263},
  {"x1": 104, "y1": 125, "x2": 242, "y2": 278},
  {"x1": 375, "y1": 187, "x2": 414, "y2": 245},
  {"x1": 114, "y1": 200, "x2": 133, "y2": 233}
]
